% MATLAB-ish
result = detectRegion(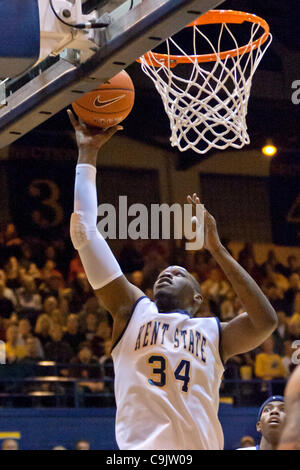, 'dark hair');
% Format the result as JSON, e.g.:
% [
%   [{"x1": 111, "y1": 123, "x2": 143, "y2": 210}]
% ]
[
  {"x1": 78, "y1": 341, "x2": 92, "y2": 352},
  {"x1": 75, "y1": 439, "x2": 90, "y2": 448}
]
